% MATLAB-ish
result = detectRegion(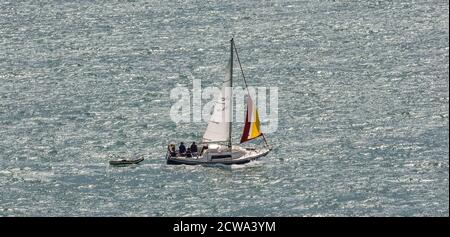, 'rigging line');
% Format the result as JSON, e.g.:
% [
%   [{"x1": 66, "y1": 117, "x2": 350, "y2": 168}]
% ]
[{"x1": 232, "y1": 41, "x2": 252, "y2": 96}]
